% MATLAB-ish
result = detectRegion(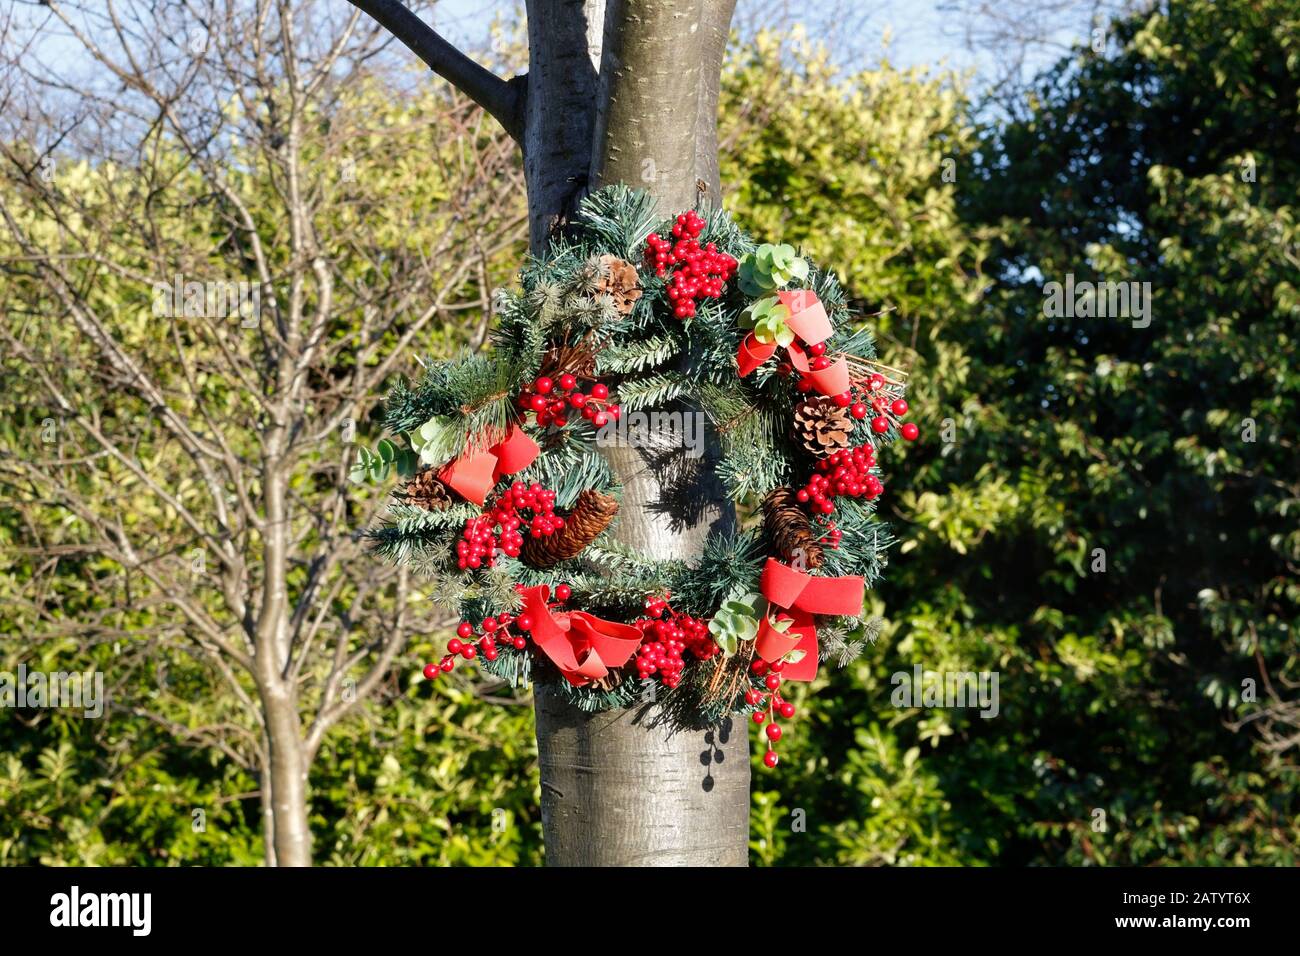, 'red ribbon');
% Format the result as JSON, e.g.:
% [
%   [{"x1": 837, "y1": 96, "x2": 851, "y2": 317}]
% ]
[
  {"x1": 736, "y1": 290, "x2": 849, "y2": 396},
  {"x1": 519, "y1": 585, "x2": 644, "y2": 687},
  {"x1": 753, "y1": 558, "x2": 865, "y2": 682},
  {"x1": 437, "y1": 423, "x2": 540, "y2": 506}
]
